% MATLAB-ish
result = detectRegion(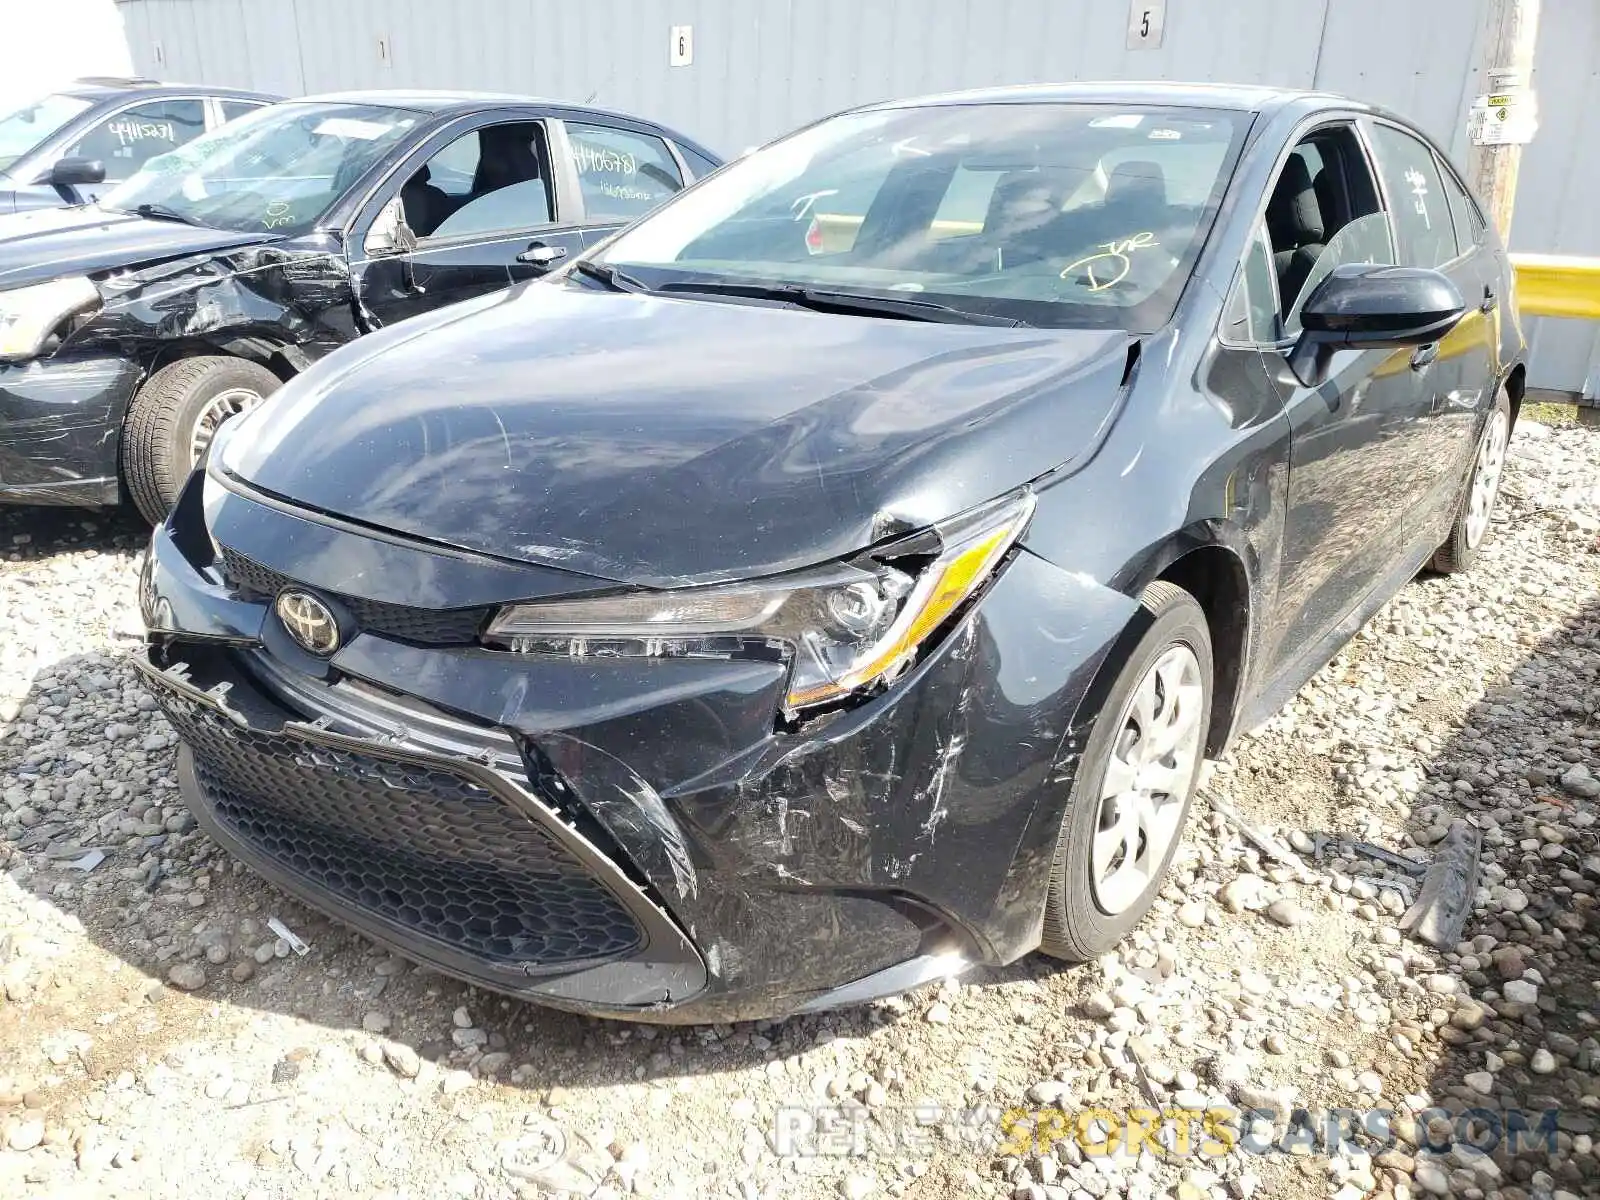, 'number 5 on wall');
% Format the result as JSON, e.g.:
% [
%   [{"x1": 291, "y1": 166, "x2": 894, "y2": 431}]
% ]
[{"x1": 1127, "y1": 0, "x2": 1167, "y2": 50}]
